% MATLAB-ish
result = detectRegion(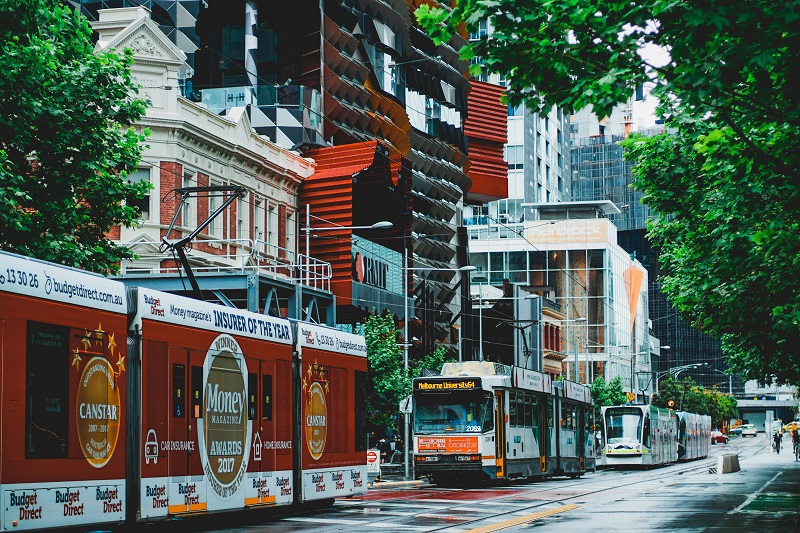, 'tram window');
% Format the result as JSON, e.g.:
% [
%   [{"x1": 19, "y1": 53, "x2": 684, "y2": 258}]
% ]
[
  {"x1": 481, "y1": 394, "x2": 494, "y2": 431},
  {"x1": 523, "y1": 394, "x2": 532, "y2": 428},
  {"x1": 248, "y1": 373, "x2": 258, "y2": 420},
  {"x1": 561, "y1": 402, "x2": 576, "y2": 431},
  {"x1": 173, "y1": 364, "x2": 185, "y2": 418},
  {"x1": 509, "y1": 392, "x2": 518, "y2": 426},
  {"x1": 530, "y1": 397, "x2": 539, "y2": 428},
  {"x1": 643, "y1": 415, "x2": 651, "y2": 447},
  {"x1": 26, "y1": 321, "x2": 70, "y2": 458},
  {"x1": 191, "y1": 365, "x2": 203, "y2": 418},
  {"x1": 262, "y1": 374, "x2": 273, "y2": 421},
  {"x1": 354, "y1": 371, "x2": 367, "y2": 451}
]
